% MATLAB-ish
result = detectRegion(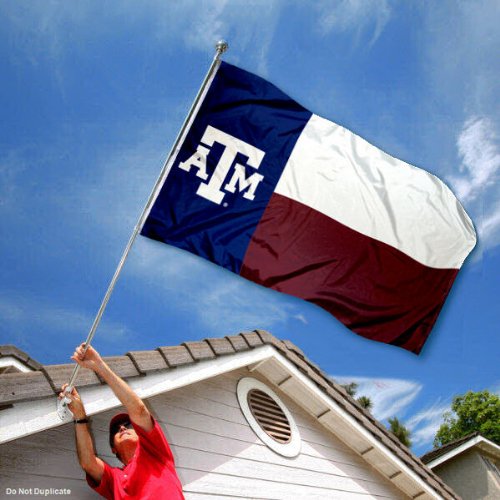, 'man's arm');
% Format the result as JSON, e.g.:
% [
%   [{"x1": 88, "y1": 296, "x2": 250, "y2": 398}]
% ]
[
  {"x1": 72, "y1": 343, "x2": 154, "y2": 432},
  {"x1": 59, "y1": 384, "x2": 105, "y2": 482}
]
